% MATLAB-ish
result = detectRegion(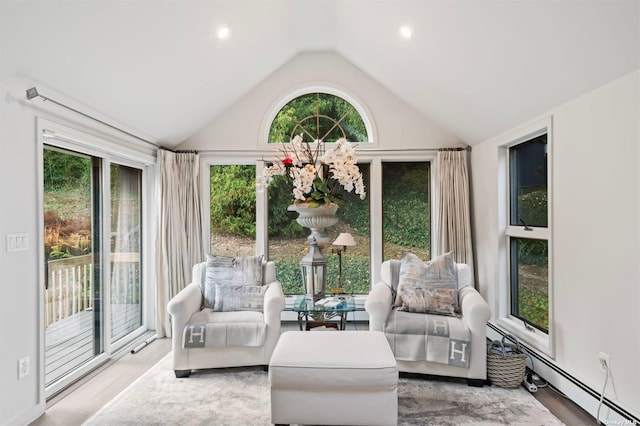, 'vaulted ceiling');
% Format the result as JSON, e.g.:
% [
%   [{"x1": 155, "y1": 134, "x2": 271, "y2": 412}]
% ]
[{"x1": 2, "y1": 1, "x2": 638, "y2": 147}]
